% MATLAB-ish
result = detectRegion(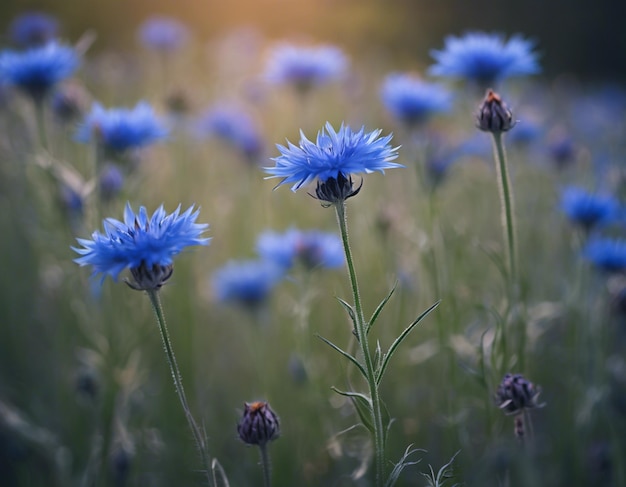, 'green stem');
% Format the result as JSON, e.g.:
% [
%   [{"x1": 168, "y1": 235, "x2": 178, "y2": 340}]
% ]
[
  {"x1": 146, "y1": 289, "x2": 213, "y2": 486},
  {"x1": 490, "y1": 132, "x2": 518, "y2": 290},
  {"x1": 334, "y1": 201, "x2": 385, "y2": 486},
  {"x1": 34, "y1": 98, "x2": 49, "y2": 152},
  {"x1": 259, "y1": 443, "x2": 272, "y2": 487}
]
